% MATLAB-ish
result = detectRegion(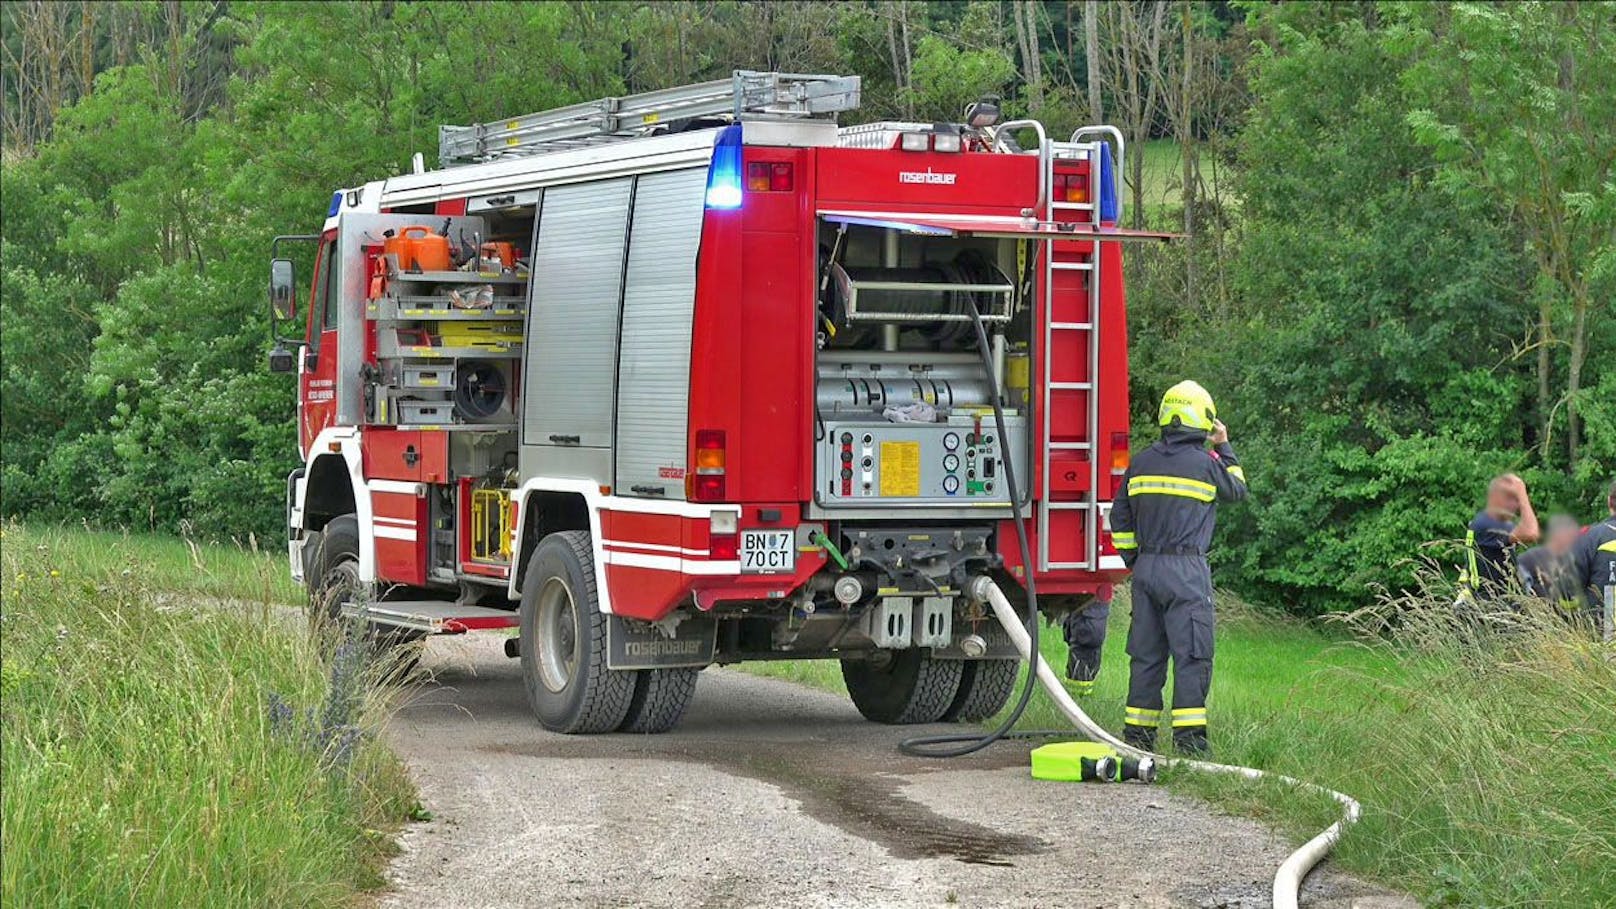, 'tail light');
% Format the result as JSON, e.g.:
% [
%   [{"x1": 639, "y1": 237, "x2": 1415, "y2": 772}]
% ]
[
  {"x1": 710, "y1": 533, "x2": 738, "y2": 561},
  {"x1": 709, "y1": 509, "x2": 738, "y2": 560},
  {"x1": 691, "y1": 429, "x2": 727, "y2": 501},
  {"x1": 1054, "y1": 173, "x2": 1090, "y2": 203},
  {"x1": 747, "y1": 161, "x2": 794, "y2": 192},
  {"x1": 1110, "y1": 432, "x2": 1130, "y2": 495}
]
